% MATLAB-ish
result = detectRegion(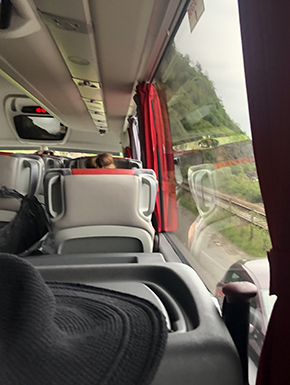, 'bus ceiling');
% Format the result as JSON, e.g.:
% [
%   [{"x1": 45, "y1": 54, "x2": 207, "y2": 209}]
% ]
[{"x1": 0, "y1": 0, "x2": 189, "y2": 134}]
